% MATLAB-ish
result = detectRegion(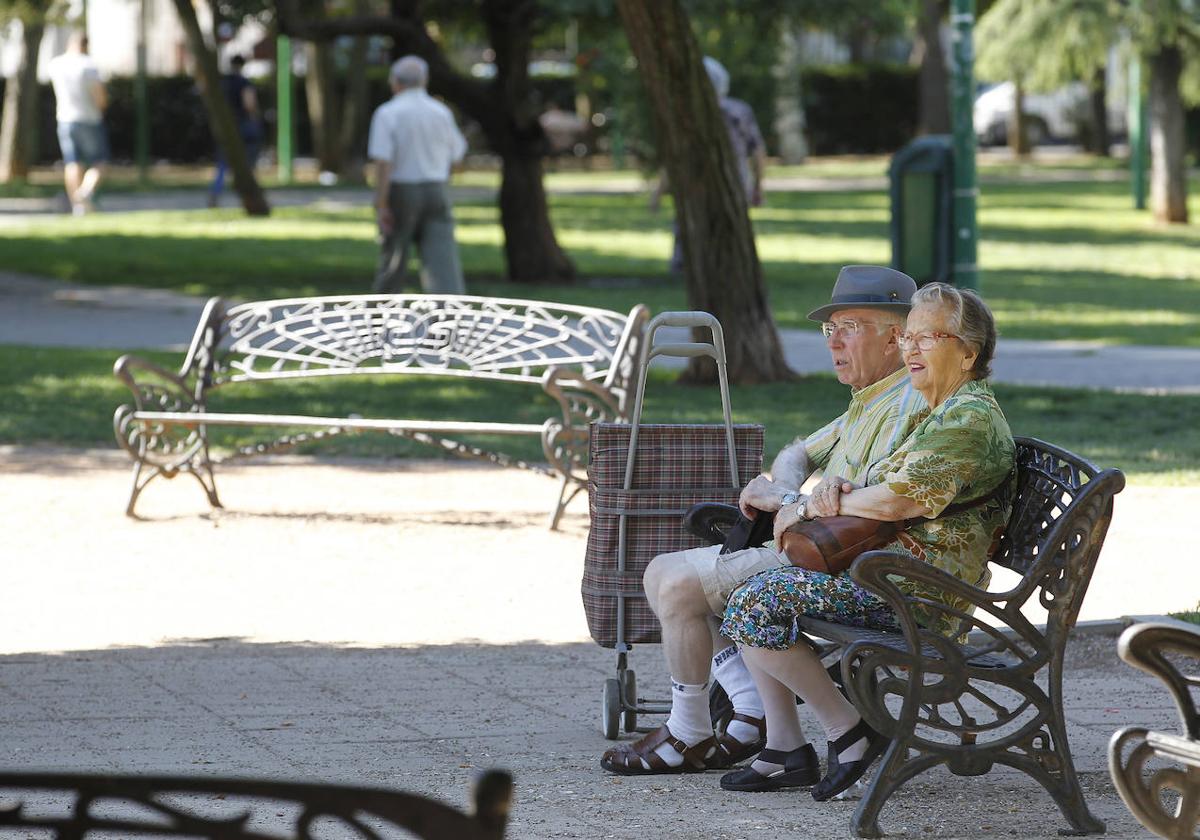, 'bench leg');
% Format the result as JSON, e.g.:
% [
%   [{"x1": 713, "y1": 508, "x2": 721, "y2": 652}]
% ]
[
  {"x1": 547, "y1": 473, "x2": 584, "y2": 531},
  {"x1": 124, "y1": 457, "x2": 156, "y2": 518},
  {"x1": 851, "y1": 737, "x2": 942, "y2": 838},
  {"x1": 992, "y1": 718, "x2": 1106, "y2": 836},
  {"x1": 190, "y1": 448, "x2": 223, "y2": 512}
]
